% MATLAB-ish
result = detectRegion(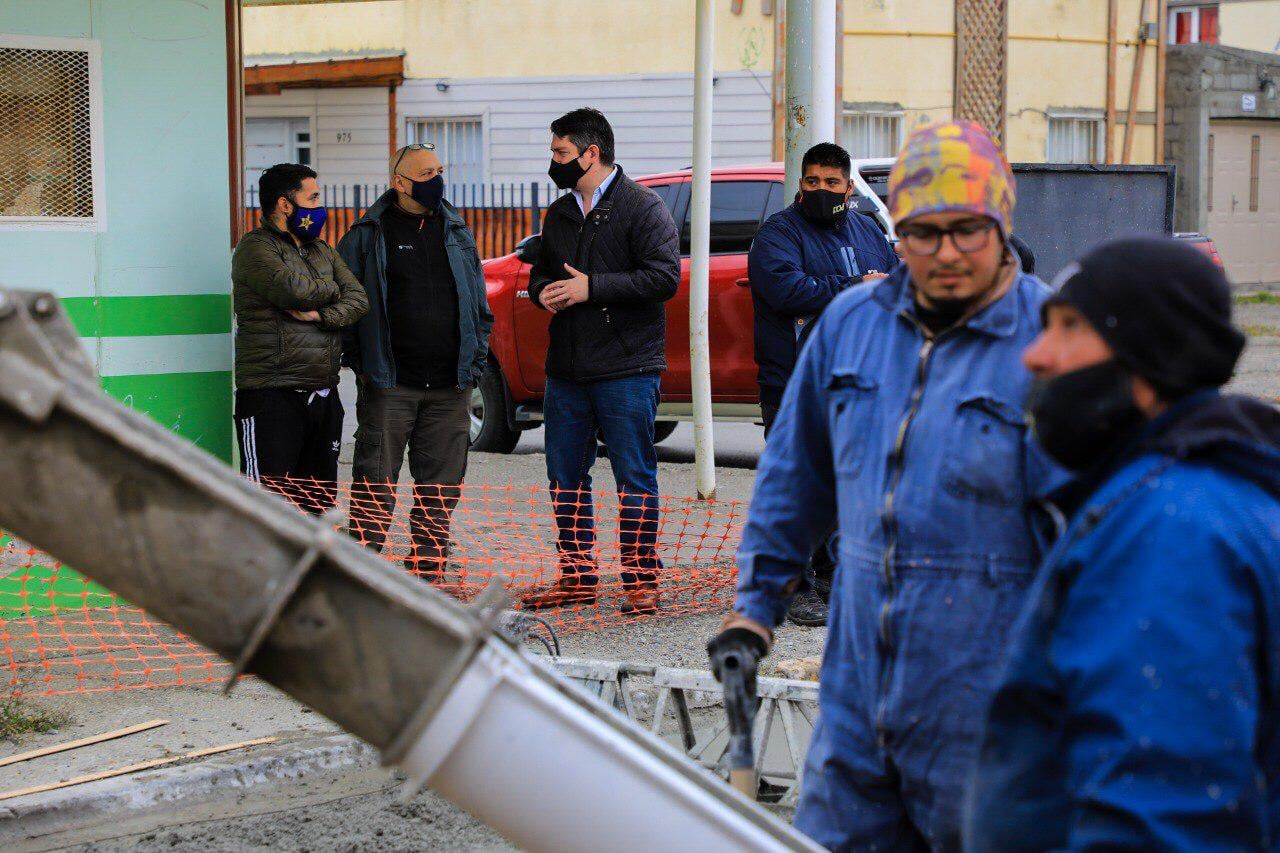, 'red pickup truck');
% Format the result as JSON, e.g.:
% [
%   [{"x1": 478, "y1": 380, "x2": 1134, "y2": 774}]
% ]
[
  {"x1": 473, "y1": 163, "x2": 795, "y2": 453},
  {"x1": 473, "y1": 159, "x2": 1201, "y2": 453}
]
